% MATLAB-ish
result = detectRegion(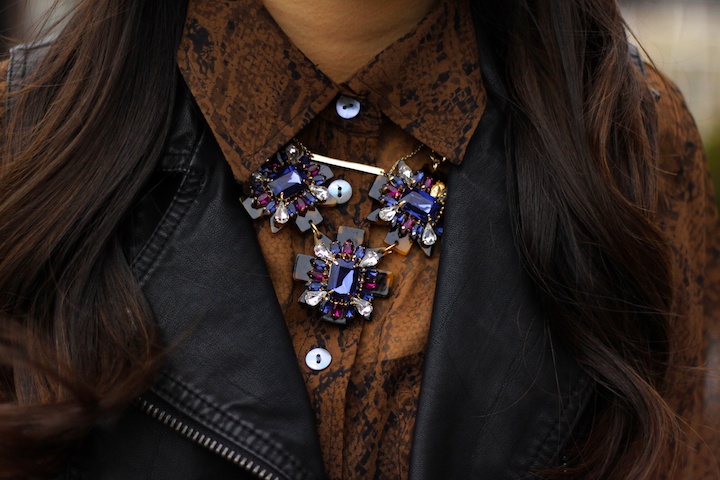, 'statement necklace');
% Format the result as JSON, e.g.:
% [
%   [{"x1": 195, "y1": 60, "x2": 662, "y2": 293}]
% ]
[{"x1": 241, "y1": 141, "x2": 448, "y2": 324}]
